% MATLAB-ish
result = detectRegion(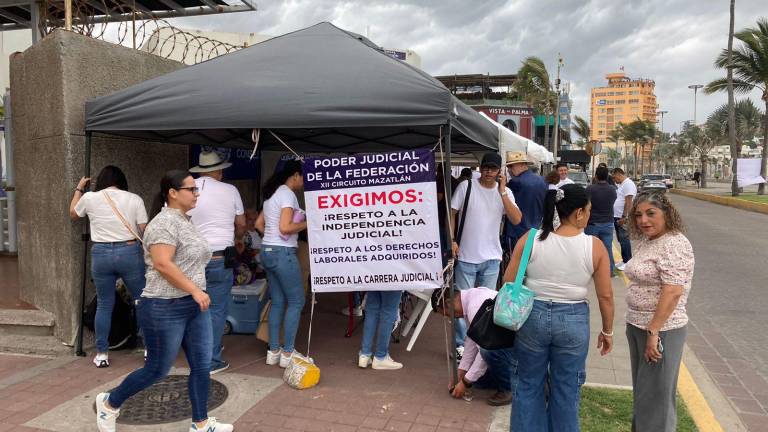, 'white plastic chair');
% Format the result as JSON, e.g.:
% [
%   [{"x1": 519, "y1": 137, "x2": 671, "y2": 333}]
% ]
[{"x1": 400, "y1": 289, "x2": 436, "y2": 351}]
